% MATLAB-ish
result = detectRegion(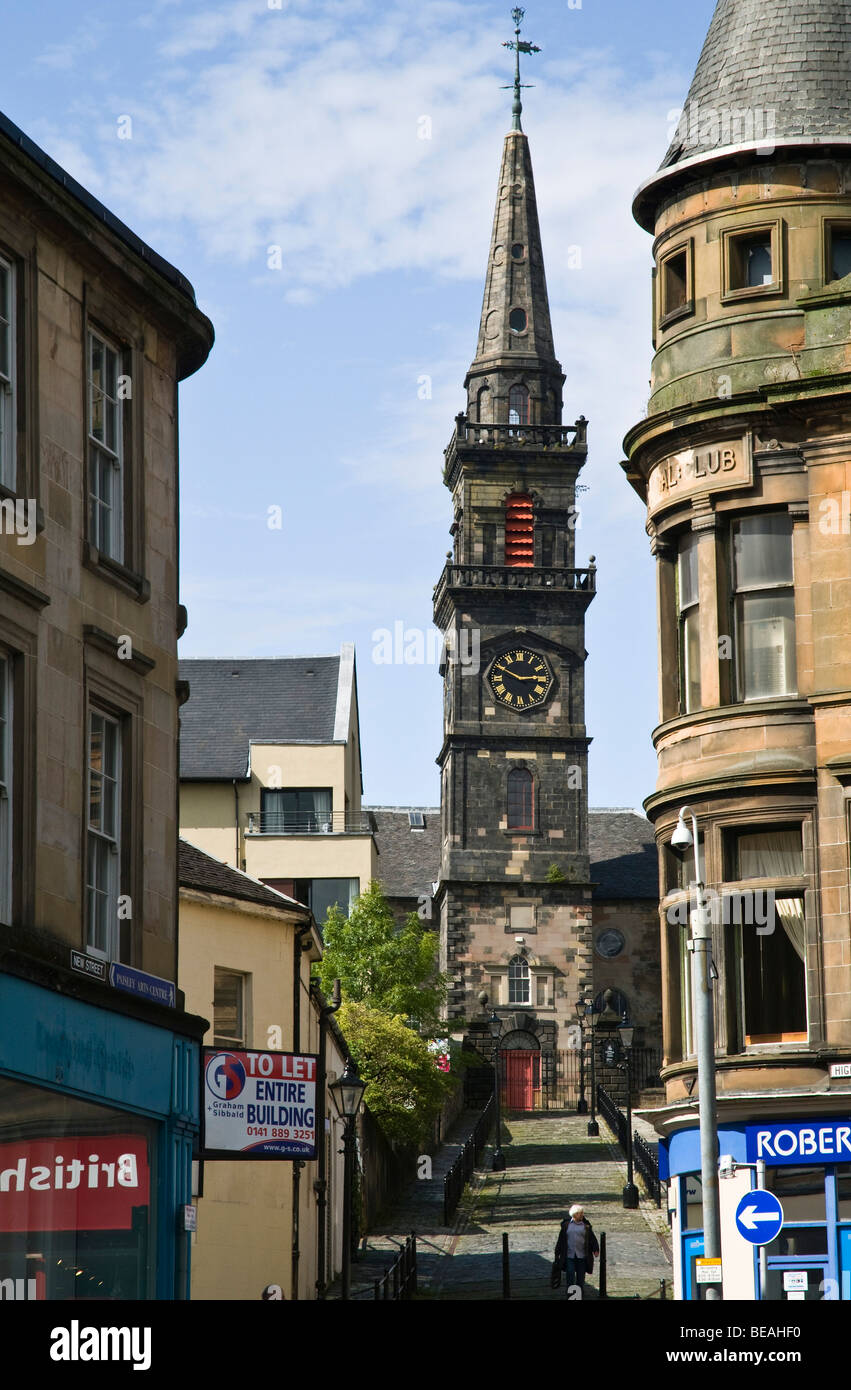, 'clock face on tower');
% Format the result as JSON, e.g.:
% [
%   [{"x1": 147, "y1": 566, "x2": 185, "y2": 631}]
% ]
[{"x1": 488, "y1": 647, "x2": 553, "y2": 711}]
